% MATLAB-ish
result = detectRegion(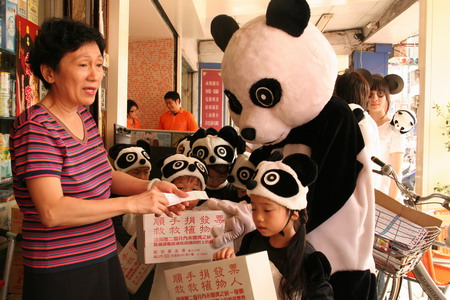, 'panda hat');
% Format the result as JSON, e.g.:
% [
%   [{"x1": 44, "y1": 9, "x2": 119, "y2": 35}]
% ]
[
  {"x1": 190, "y1": 126, "x2": 242, "y2": 166},
  {"x1": 160, "y1": 154, "x2": 209, "y2": 190},
  {"x1": 390, "y1": 109, "x2": 416, "y2": 134},
  {"x1": 246, "y1": 151, "x2": 317, "y2": 210},
  {"x1": 109, "y1": 140, "x2": 152, "y2": 173},
  {"x1": 228, "y1": 146, "x2": 267, "y2": 190}
]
